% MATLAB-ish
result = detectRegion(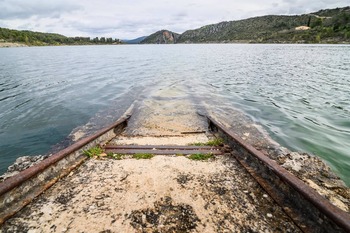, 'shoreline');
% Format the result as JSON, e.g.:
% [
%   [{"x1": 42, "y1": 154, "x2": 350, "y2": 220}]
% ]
[
  {"x1": 0, "y1": 42, "x2": 28, "y2": 48},
  {"x1": 0, "y1": 42, "x2": 123, "y2": 48},
  {"x1": 1, "y1": 42, "x2": 350, "y2": 48}
]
